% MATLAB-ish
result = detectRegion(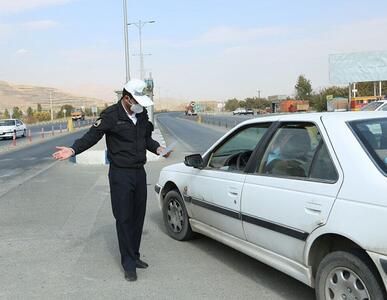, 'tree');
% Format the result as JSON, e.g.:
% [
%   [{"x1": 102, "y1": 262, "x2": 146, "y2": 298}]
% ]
[
  {"x1": 4, "y1": 109, "x2": 10, "y2": 118},
  {"x1": 355, "y1": 81, "x2": 387, "y2": 97},
  {"x1": 311, "y1": 86, "x2": 348, "y2": 112},
  {"x1": 37, "y1": 103, "x2": 42, "y2": 112},
  {"x1": 27, "y1": 107, "x2": 34, "y2": 117},
  {"x1": 225, "y1": 98, "x2": 240, "y2": 111},
  {"x1": 35, "y1": 111, "x2": 51, "y2": 122},
  {"x1": 295, "y1": 75, "x2": 312, "y2": 100},
  {"x1": 12, "y1": 107, "x2": 23, "y2": 119},
  {"x1": 56, "y1": 104, "x2": 74, "y2": 118}
]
